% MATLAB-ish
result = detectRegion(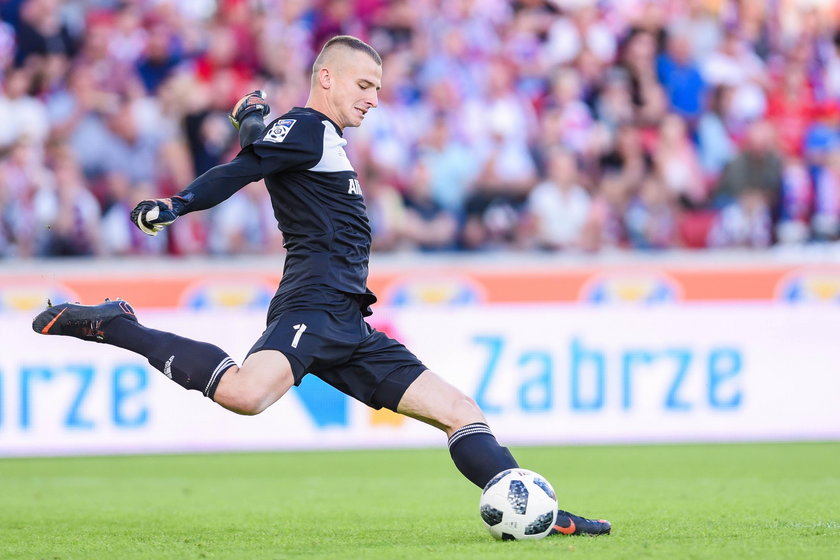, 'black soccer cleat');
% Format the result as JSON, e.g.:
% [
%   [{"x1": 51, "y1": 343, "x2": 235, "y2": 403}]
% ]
[
  {"x1": 549, "y1": 509, "x2": 611, "y2": 536},
  {"x1": 32, "y1": 298, "x2": 137, "y2": 343},
  {"x1": 228, "y1": 89, "x2": 270, "y2": 130}
]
